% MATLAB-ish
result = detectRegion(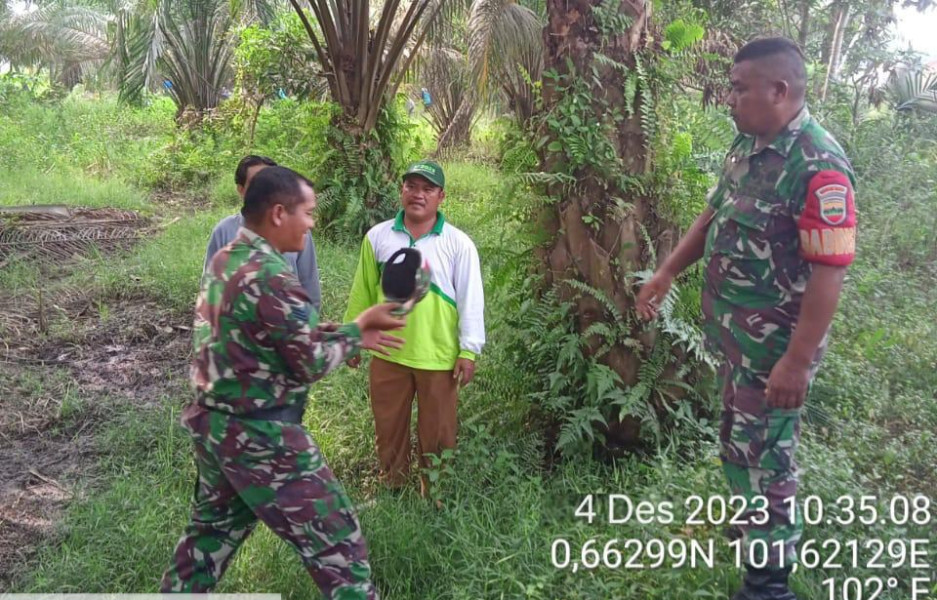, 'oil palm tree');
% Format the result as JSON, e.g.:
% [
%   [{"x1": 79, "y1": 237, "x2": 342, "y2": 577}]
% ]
[
  {"x1": 282, "y1": 0, "x2": 545, "y2": 234},
  {"x1": 421, "y1": 45, "x2": 475, "y2": 150},
  {"x1": 286, "y1": 0, "x2": 454, "y2": 135},
  {"x1": 113, "y1": 0, "x2": 275, "y2": 120},
  {"x1": 0, "y1": 2, "x2": 109, "y2": 87},
  {"x1": 467, "y1": 0, "x2": 542, "y2": 127},
  {"x1": 394, "y1": 0, "x2": 543, "y2": 155}
]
